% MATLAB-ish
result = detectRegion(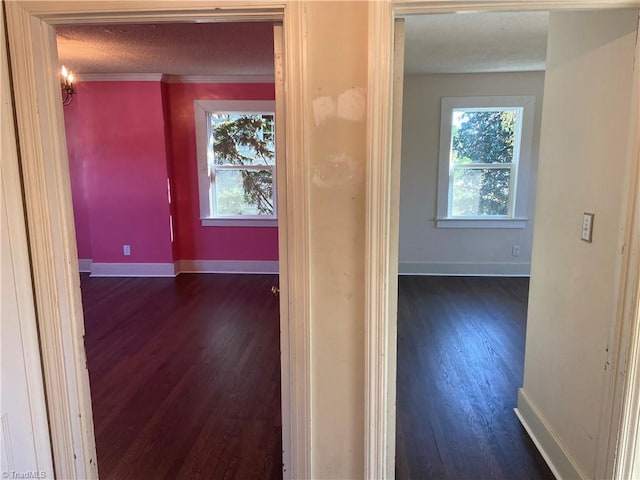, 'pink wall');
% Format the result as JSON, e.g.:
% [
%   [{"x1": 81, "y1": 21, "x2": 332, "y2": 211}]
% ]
[
  {"x1": 64, "y1": 98, "x2": 92, "y2": 259},
  {"x1": 65, "y1": 81, "x2": 173, "y2": 264},
  {"x1": 162, "y1": 83, "x2": 278, "y2": 261},
  {"x1": 66, "y1": 81, "x2": 278, "y2": 265}
]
